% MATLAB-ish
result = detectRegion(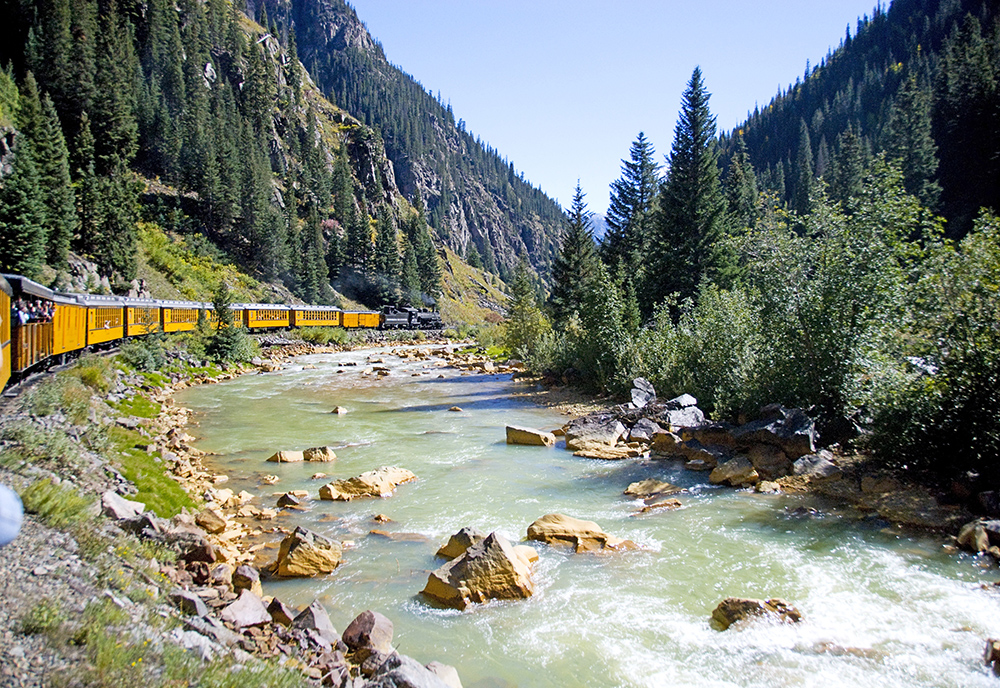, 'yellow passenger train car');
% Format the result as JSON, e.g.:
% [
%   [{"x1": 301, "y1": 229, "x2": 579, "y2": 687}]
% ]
[
  {"x1": 125, "y1": 298, "x2": 162, "y2": 337},
  {"x1": 291, "y1": 306, "x2": 342, "y2": 328},
  {"x1": 161, "y1": 301, "x2": 206, "y2": 333},
  {"x1": 6, "y1": 275, "x2": 87, "y2": 374},
  {"x1": 1, "y1": 276, "x2": 11, "y2": 390},
  {"x1": 80, "y1": 294, "x2": 126, "y2": 347},
  {"x1": 241, "y1": 304, "x2": 291, "y2": 330}
]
